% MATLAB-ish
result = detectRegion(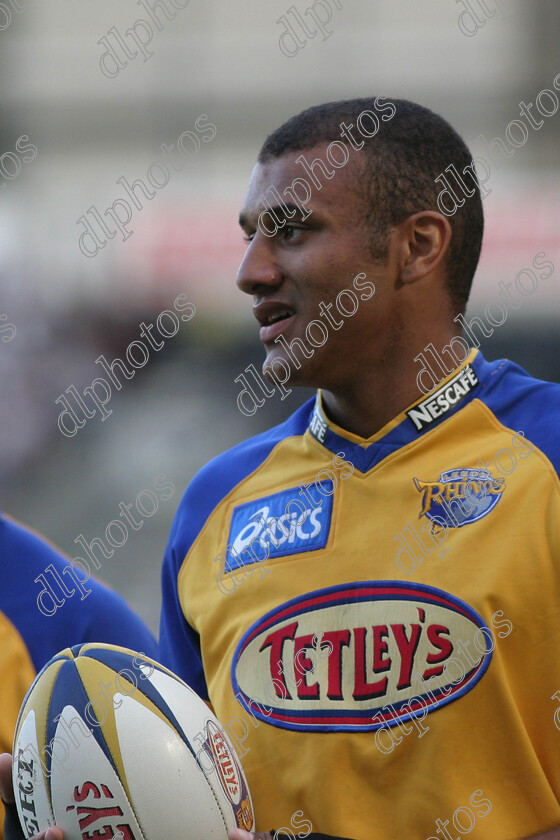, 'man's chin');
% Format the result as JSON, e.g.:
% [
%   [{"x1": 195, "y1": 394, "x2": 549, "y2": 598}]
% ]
[
  {"x1": 262, "y1": 348, "x2": 294, "y2": 384},
  {"x1": 262, "y1": 349, "x2": 317, "y2": 392}
]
